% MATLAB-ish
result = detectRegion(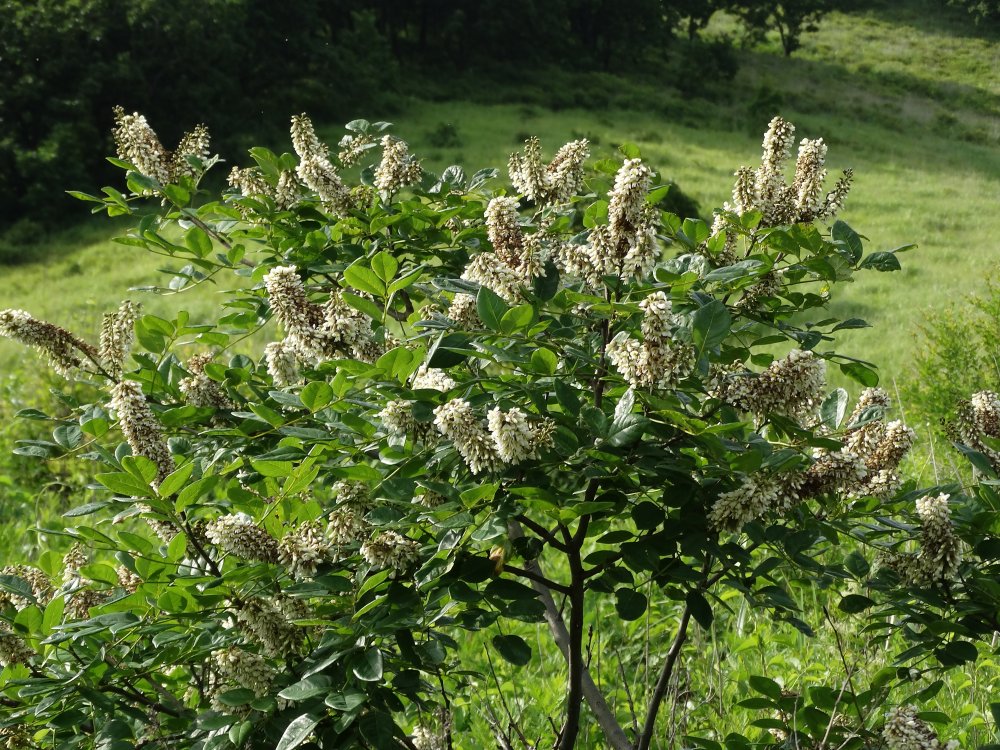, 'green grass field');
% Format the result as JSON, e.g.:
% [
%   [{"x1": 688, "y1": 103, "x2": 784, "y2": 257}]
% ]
[{"x1": 1, "y1": 2, "x2": 998, "y2": 744}]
